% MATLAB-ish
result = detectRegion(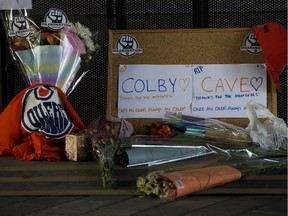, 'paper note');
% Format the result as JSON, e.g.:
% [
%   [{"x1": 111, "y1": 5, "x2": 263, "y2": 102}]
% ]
[
  {"x1": 191, "y1": 64, "x2": 267, "y2": 118},
  {"x1": 118, "y1": 64, "x2": 267, "y2": 119},
  {"x1": 0, "y1": 0, "x2": 32, "y2": 10},
  {"x1": 118, "y1": 64, "x2": 193, "y2": 118}
]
